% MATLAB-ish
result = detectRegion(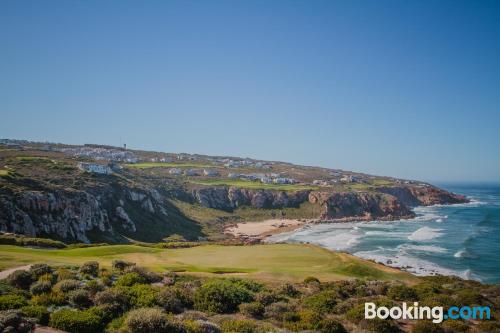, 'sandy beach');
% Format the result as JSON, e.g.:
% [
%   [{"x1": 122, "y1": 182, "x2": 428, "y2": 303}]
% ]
[{"x1": 225, "y1": 219, "x2": 309, "y2": 239}]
